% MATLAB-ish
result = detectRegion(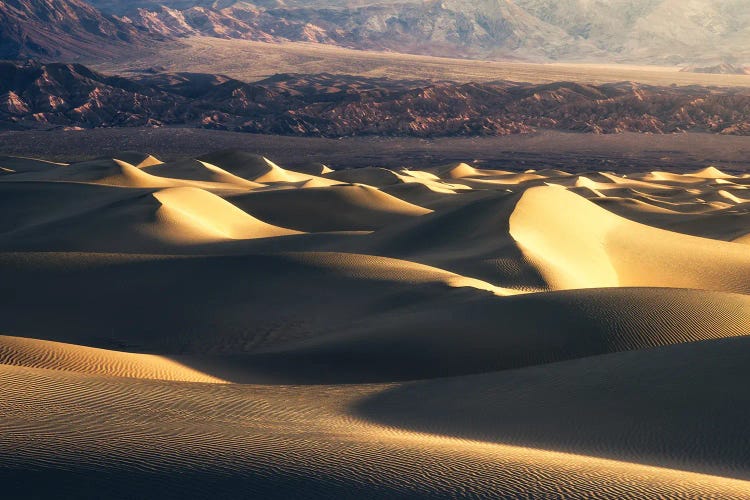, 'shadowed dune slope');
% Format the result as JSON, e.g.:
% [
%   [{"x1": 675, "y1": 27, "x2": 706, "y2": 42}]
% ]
[
  {"x1": 356, "y1": 336, "x2": 750, "y2": 480},
  {"x1": 2, "y1": 251, "x2": 750, "y2": 383},
  {"x1": 349, "y1": 191, "x2": 548, "y2": 289},
  {"x1": 0, "y1": 251, "x2": 504, "y2": 360},
  {"x1": 250, "y1": 286, "x2": 750, "y2": 382},
  {"x1": 0, "y1": 186, "x2": 299, "y2": 251},
  {"x1": 226, "y1": 184, "x2": 431, "y2": 232},
  {"x1": 0, "y1": 181, "x2": 155, "y2": 234},
  {"x1": 0, "y1": 335, "x2": 226, "y2": 383},
  {"x1": 0, "y1": 155, "x2": 66, "y2": 173},
  {"x1": 3, "y1": 152, "x2": 750, "y2": 497}
]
